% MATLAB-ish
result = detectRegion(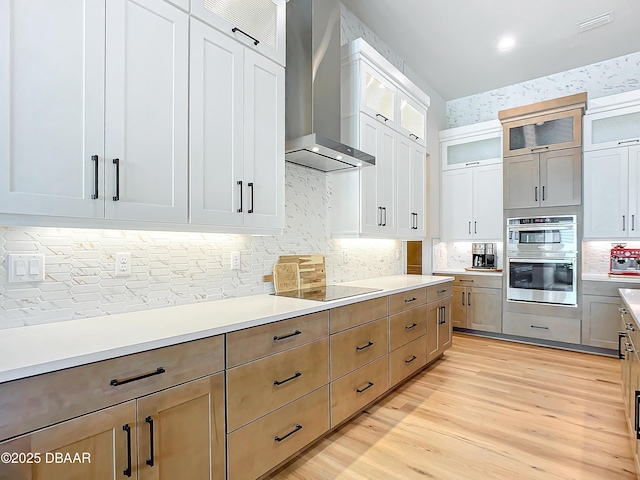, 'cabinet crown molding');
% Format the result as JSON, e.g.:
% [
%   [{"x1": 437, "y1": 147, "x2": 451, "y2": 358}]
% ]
[
  {"x1": 439, "y1": 119, "x2": 502, "y2": 142},
  {"x1": 498, "y1": 92, "x2": 587, "y2": 123}
]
